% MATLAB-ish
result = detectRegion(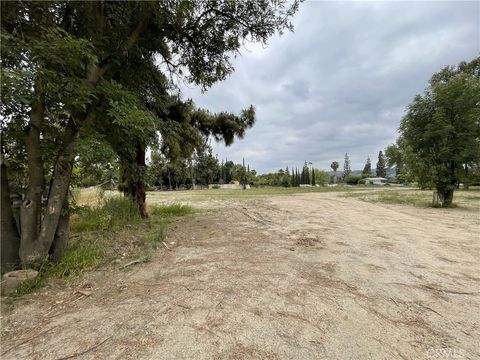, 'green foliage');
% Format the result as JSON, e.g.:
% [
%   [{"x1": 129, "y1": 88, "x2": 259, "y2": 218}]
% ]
[
  {"x1": 73, "y1": 131, "x2": 119, "y2": 188},
  {"x1": 315, "y1": 170, "x2": 331, "y2": 185},
  {"x1": 11, "y1": 233, "x2": 108, "y2": 297},
  {"x1": 301, "y1": 161, "x2": 310, "y2": 184},
  {"x1": 345, "y1": 175, "x2": 362, "y2": 185},
  {"x1": 48, "y1": 240, "x2": 105, "y2": 278},
  {"x1": 376, "y1": 151, "x2": 387, "y2": 178},
  {"x1": 362, "y1": 157, "x2": 372, "y2": 177},
  {"x1": 71, "y1": 196, "x2": 140, "y2": 232},
  {"x1": 1, "y1": 1, "x2": 300, "y2": 269},
  {"x1": 142, "y1": 219, "x2": 167, "y2": 249},
  {"x1": 399, "y1": 57, "x2": 480, "y2": 205},
  {"x1": 150, "y1": 204, "x2": 195, "y2": 217},
  {"x1": 330, "y1": 161, "x2": 339, "y2": 172},
  {"x1": 384, "y1": 143, "x2": 405, "y2": 182}
]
